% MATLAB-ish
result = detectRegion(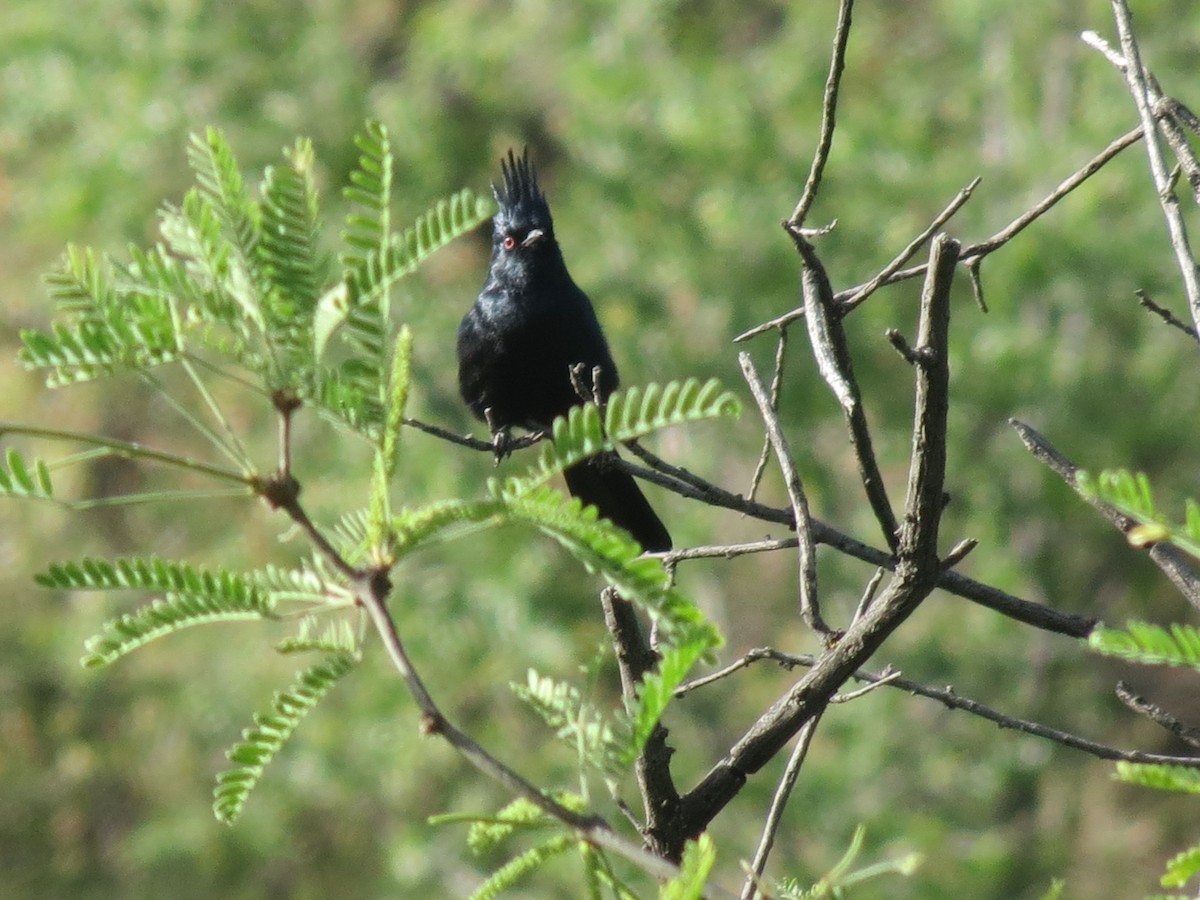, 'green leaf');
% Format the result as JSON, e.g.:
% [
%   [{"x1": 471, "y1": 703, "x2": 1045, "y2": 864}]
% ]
[
  {"x1": 21, "y1": 245, "x2": 184, "y2": 386},
  {"x1": 1114, "y1": 762, "x2": 1200, "y2": 794},
  {"x1": 60, "y1": 558, "x2": 277, "y2": 667},
  {"x1": 369, "y1": 326, "x2": 414, "y2": 547},
  {"x1": 492, "y1": 485, "x2": 721, "y2": 646},
  {"x1": 259, "y1": 137, "x2": 324, "y2": 312},
  {"x1": 659, "y1": 834, "x2": 715, "y2": 900},
  {"x1": 214, "y1": 652, "x2": 356, "y2": 824},
  {"x1": 275, "y1": 616, "x2": 358, "y2": 655},
  {"x1": 470, "y1": 835, "x2": 574, "y2": 900},
  {"x1": 512, "y1": 670, "x2": 624, "y2": 777},
  {"x1": 625, "y1": 632, "x2": 712, "y2": 763},
  {"x1": 187, "y1": 127, "x2": 267, "y2": 321},
  {"x1": 510, "y1": 378, "x2": 741, "y2": 498},
  {"x1": 463, "y1": 796, "x2": 562, "y2": 854},
  {"x1": 0, "y1": 448, "x2": 56, "y2": 501},
  {"x1": 1162, "y1": 844, "x2": 1200, "y2": 889},
  {"x1": 1089, "y1": 621, "x2": 1200, "y2": 669}
]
